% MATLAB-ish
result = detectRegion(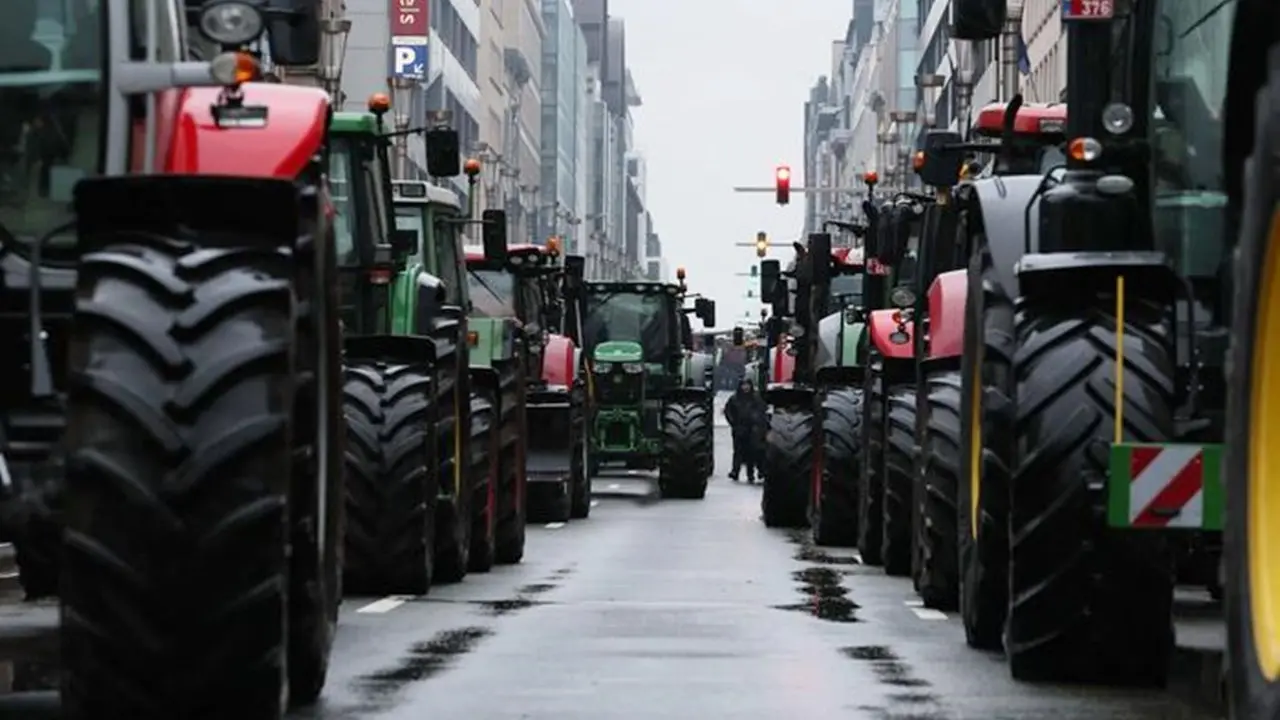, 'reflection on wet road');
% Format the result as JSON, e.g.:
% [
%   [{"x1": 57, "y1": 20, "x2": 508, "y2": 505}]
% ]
[{"x1": 0, "y1": 405, "x2": 1222, "y2": 719}]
